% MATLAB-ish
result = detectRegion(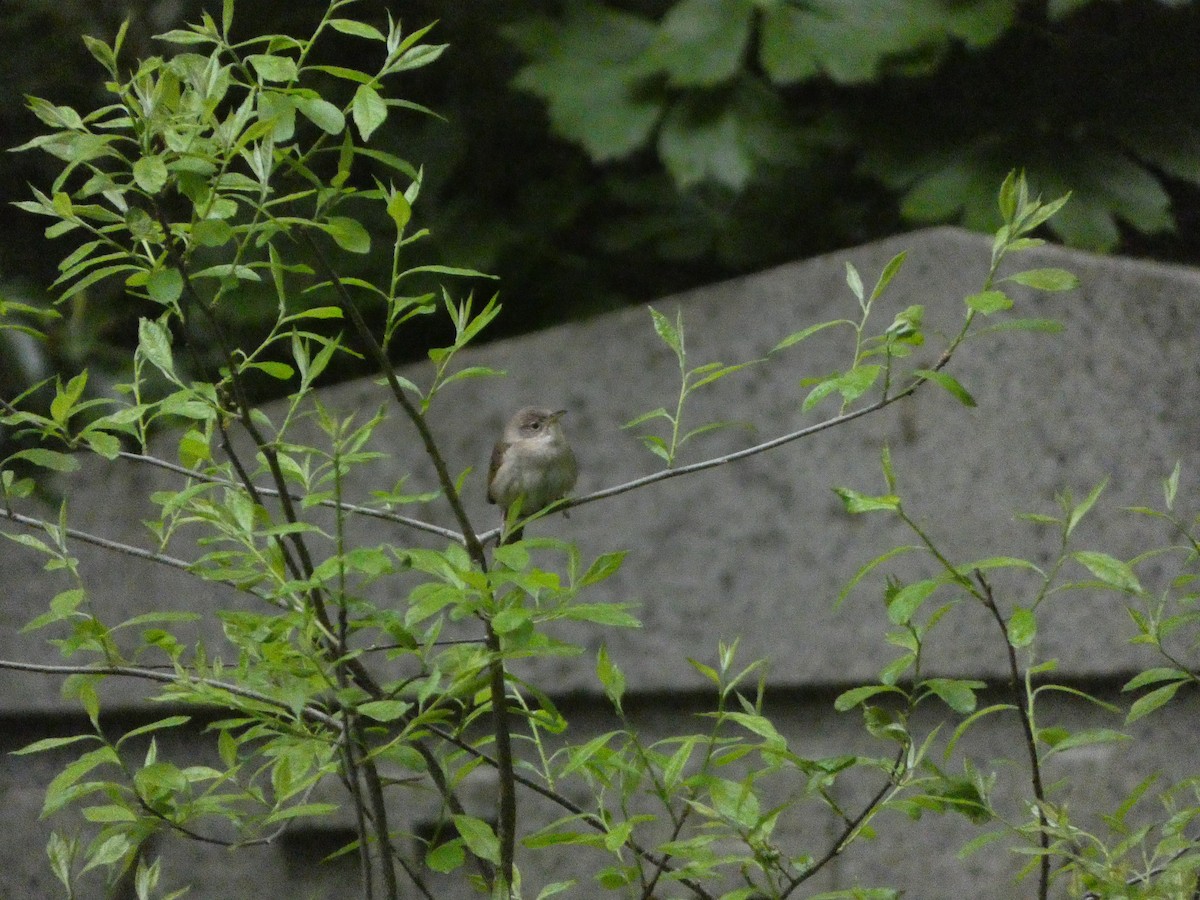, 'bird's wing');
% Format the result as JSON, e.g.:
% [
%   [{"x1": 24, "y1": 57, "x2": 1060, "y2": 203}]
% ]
[{"x1": 486, "y1": 440, "x2": 508, "y2": 504}]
